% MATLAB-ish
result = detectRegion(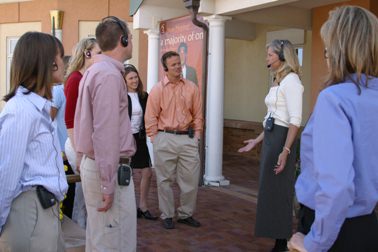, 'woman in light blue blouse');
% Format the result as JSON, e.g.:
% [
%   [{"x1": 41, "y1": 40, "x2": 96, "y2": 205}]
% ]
[
  {"x1": 0, "y1": 32, "x2": 68, "y2": 251},
  {"x1": 288, "y1": 6, "x2": 378, "y2": 252}
]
